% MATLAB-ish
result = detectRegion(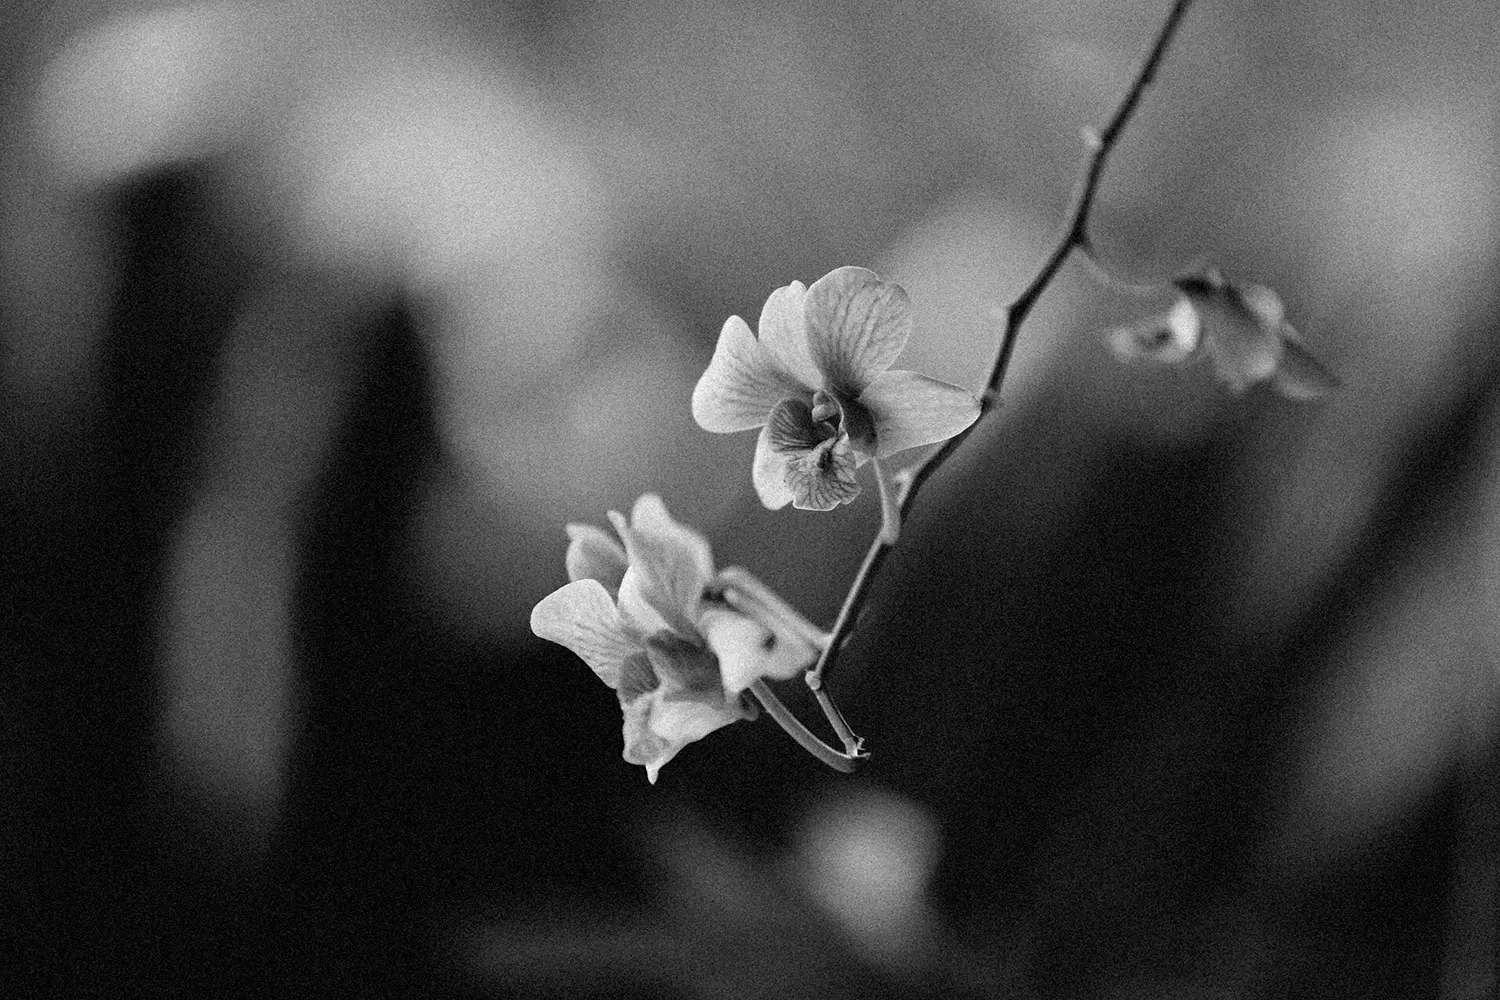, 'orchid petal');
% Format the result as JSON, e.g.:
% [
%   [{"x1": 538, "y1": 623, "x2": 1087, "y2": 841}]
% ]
[
  {"x1": 1270, "y1": 333, "x2": 1340, "y2": 402},
  {"x1": 607, "y1": 497, "x2": 714, "y2": 638},
  {"x1": 860, "y1": 370, "x2": 981, "y2": 458},
  {"x1": 620, "y1": 694, "x2": 676, "y2": 783},
  {"x1": 615, "y1": 560, "x2": 684, "y2": 638},
  {"x1": 1108, "y1": 297, "x2": 1202, "y2": 365},
  {"x1": 564, "y1": 523, "x2": 628, "y2": 589},
  {"x1": 620, "y1": 604, "x2": 749, "y2": 782},
  {"x1": 785, "y1": 437, "x2": 861, "y2": 511},
  {"x1": 1236, "y1": 281, "x2": 1285, "y2": 328},
  {"x1": 699, "y1": 607, "x2": 814, "y2": 696},
  {"x1": 644, "y1": 629, "x2": 723, "y2": 698},
  {"x1": 650, "y1": 692, "x2": 746, "y2": 740},
  {"x1": 617, "y1": 650, "x2": 660, "y2": 701},
  {"x1": 1199, "y1": 297, "x2": 1283, "y2": 392},
  {"x1": 757, "y1": 281, "x2": 822, "y2": 389},
  {"x1": 1177, "y1": 274, "x2": 1283, "y2": 392},
  {"x1": 629, "y1": 494, "x2": 716, "y2": 588},
  {"x1": 805, "y1": 266, "x2": 912, "y2": 394},
  {"x1": 763, "y1": 398, "x2": 861, "y2": 510},
  {"x1": 752, "y1": 421, "x2": 797, "y2": 510},
  {"x1": 621, "y1": 685, "x2": 747, "y2": 783},
  {"x1": 765, "y1": 396, "x2": 826, "y2": 452},
  {"x1": 693, "y1": 315, "x2": 810, "y2": 433},
  {"x1": 1200, "y1": 308, "x2": 1284, "y2": 389},
  {"x1": 530, "y1": 579, "x2": 637, "y2": 687}
]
